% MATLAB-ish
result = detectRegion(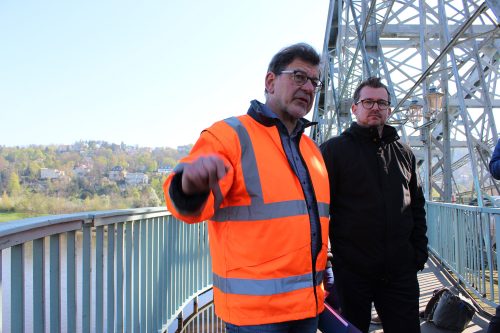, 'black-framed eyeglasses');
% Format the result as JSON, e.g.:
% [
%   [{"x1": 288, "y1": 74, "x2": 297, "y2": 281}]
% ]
[
  {"x1": 355, "y1": 99, "x2": 391, "y2": 110},
  {"x1": 280, "y1": 70, "x2": 323, "y2": 92}
]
